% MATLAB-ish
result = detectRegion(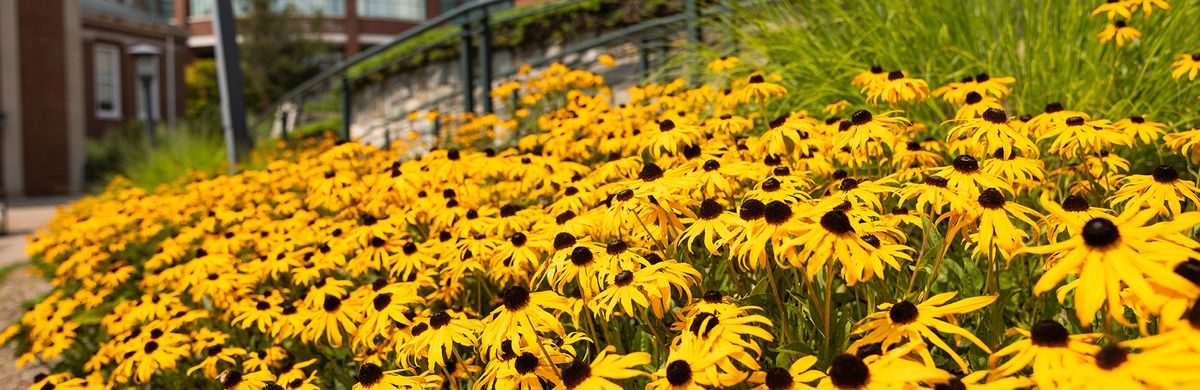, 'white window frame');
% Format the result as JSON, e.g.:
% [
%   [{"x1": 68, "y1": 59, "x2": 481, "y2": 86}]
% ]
[
  {"x1": 94, "y1": 43, "x2": 122, "y2": 119},
  {"x1": 358, "y1": 0, "x2": 426, "y2": 21}
]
